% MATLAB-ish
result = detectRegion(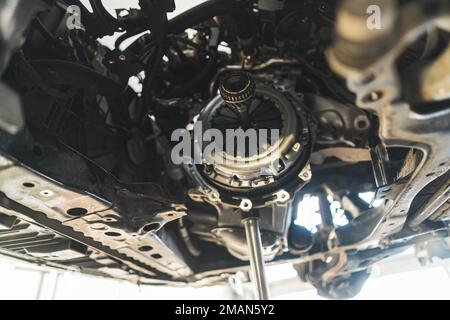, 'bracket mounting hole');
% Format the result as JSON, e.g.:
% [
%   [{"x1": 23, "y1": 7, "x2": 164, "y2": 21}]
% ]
[{"x1": 67, "y1": 208, "x2": 88, "y2": 217}]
